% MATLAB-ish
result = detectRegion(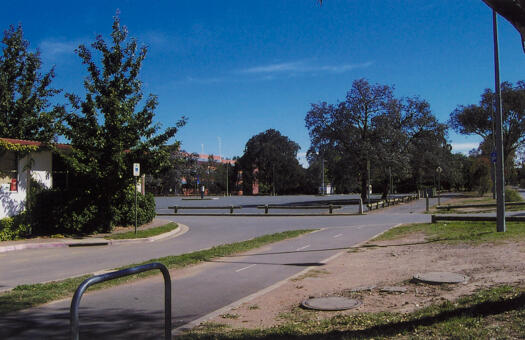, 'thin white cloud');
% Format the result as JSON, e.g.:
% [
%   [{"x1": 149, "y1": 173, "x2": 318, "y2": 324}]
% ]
[
  {"x1": 451, "y1": 142, "x2": 480, "y2": 154},
  {"x1": 39, "y1": 39, "x2": 79, "y2": 61},
  {"x1": 239, "y1": 60, "x2": 373, "y2": 75},
  {"x1": 178, "y1": 60, "x2": 373, "y2": 85}
]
